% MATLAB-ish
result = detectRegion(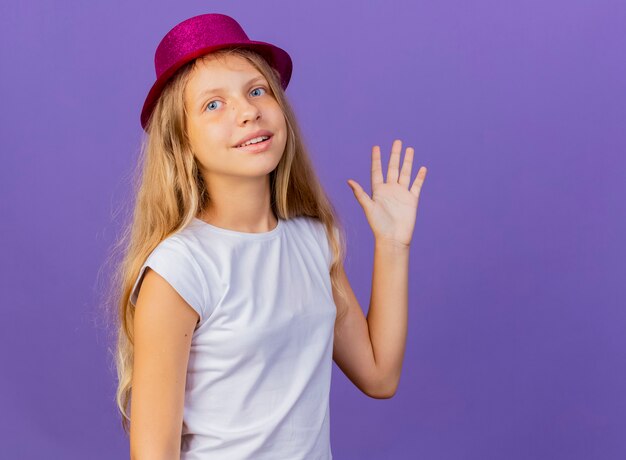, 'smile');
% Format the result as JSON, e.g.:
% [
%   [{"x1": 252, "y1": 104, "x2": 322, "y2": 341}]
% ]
[{"x1": 234, "y1": 135, "x2": 273, "y2": 153}]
